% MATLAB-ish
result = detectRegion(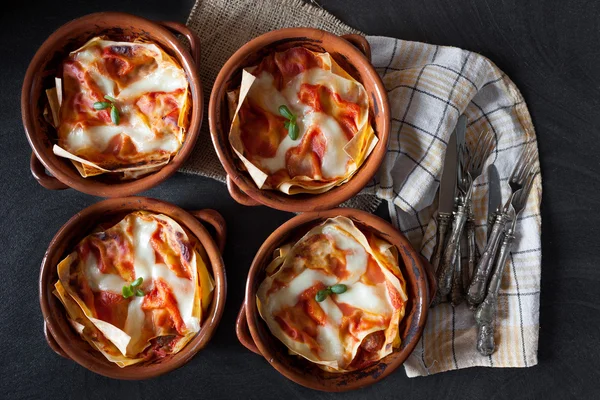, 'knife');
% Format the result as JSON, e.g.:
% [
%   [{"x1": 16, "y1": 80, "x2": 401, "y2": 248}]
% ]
[
  {"x1": 430, "y1": 130, "x2": 458, "y2": 275},
  {"x1": 456, "y1": 117, "x2": 477, "y2": 296},
  {"x1": 487, "y1": 164, "x2": 502, "y2": 231},
  {"x1": 463, "y1": 214, "x2": 476, "y2": 295},
  {"x1": 436, "y1": 115, "x2": 469, "y2": 299},
  {"x1": 463, "y1": 163, "x2": 501, "y2": 295},
  {"x1": 466, "y1": 164, "x2": 505, "y2": 308},
  {"x1": 455, "y1": 115, "x2": 468, "y2": 190}
]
